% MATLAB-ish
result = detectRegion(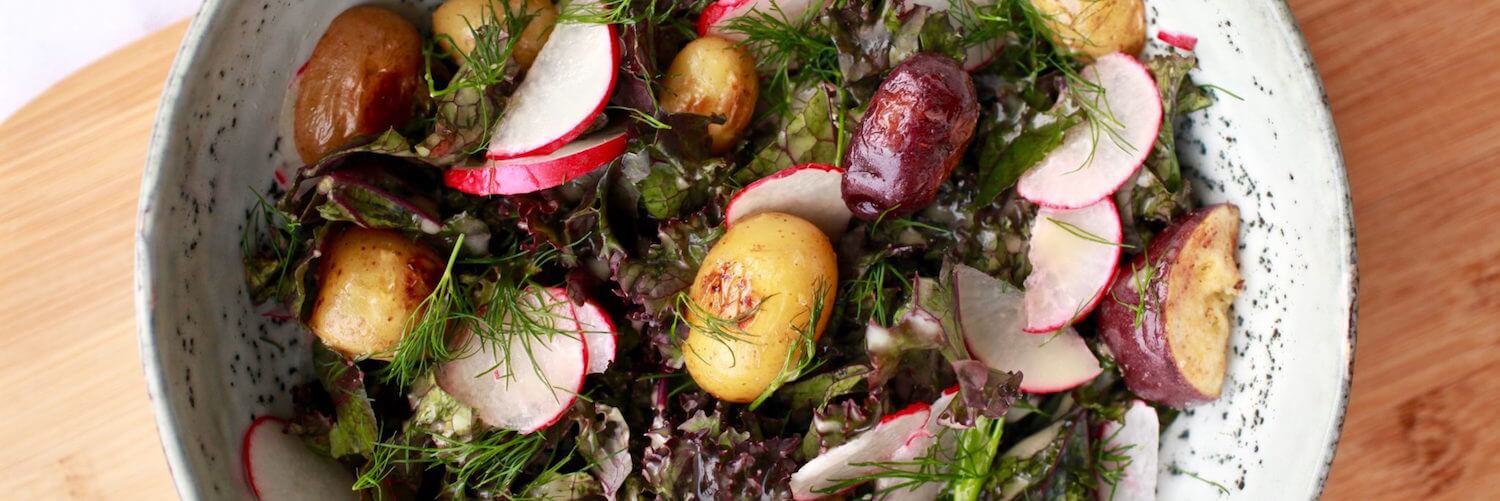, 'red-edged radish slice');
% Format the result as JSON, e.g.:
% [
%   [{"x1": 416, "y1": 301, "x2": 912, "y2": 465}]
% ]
[
  {"x1": 699, "y1": 0, "x2": 820, "y2": 41},
  {"x1": 571, "y1": 293, "x2": 618, "y2": 374},
  {"x1": 437, "y1": 288, "x2": 588, "y2": 434},
  {"x1": 1016, "y1": 53, "x2": 1163, "y2": 209},
  {"x1": 450, "y1": 126, "x2": 627, "y2": 195},
  {"x1": 1097, "y1": 400, "x2": 1160, "y2": 501},
  {"x1": 790, "y1": 402, "x2": 932, "y2": 500},
  {"x1": 725, "y1": 163, "x2": 852, "y2": 237},
  {"x1": 1023, "y1": 198, "x2": 1123, "y2": 333},
  {"x1": 1156, "y1": 30, "x2": 1199, "y2": 51},
  {"x1": 486, "y1": 21, "x2": 619, "y2": 160},
  {"x1": 953, "y1": 265, "x2": 1102, "y2": 393},
  {"x1": 873, "y1": 387, "x2": 961, "y2": 500},
  {"x1": 241, "y1": 417, "x2": 357, "y2": 501}
]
